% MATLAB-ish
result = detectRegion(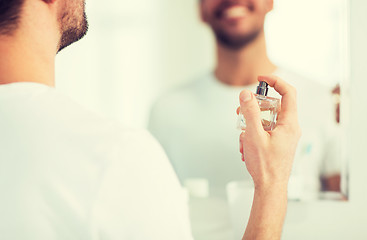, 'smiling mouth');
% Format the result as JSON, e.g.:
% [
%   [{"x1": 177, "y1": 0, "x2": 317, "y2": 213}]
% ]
[
  {"x1": 223, "y1": 6, "x2": 248, "y2": 19},
  {"x1": 214, "y1": 2, "x2": 254, "y2": 21}
]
